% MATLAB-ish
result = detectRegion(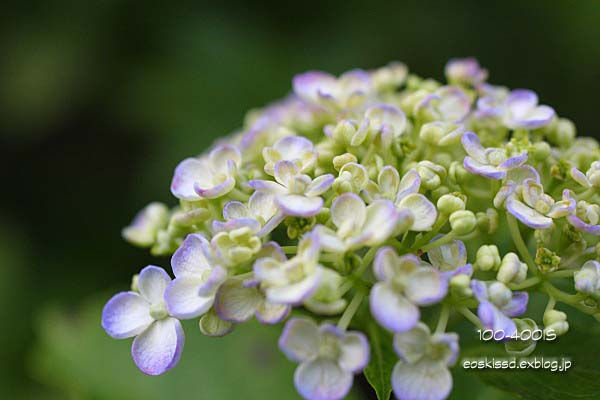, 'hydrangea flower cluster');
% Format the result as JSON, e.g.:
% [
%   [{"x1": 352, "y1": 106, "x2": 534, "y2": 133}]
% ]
[{"x1": 103, "y1": 57, "x2": 600, "y2": 400}]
